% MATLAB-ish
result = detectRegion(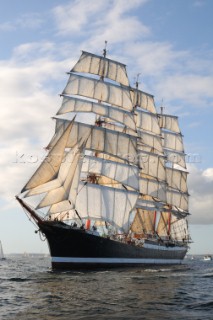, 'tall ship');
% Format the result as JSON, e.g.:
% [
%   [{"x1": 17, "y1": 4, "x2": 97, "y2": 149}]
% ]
[{"x1": 16, "y1": 46, "x2": 190, "y2": 269}]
